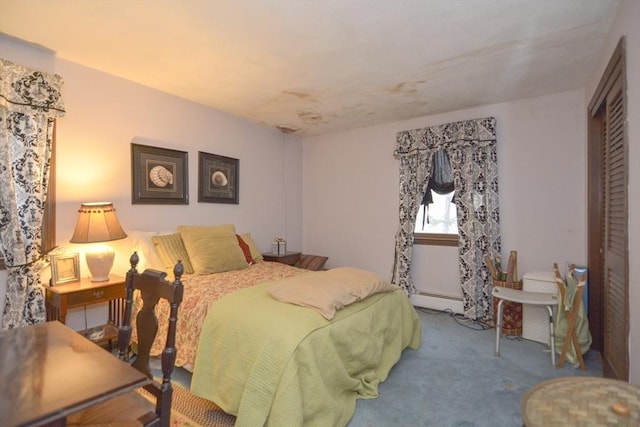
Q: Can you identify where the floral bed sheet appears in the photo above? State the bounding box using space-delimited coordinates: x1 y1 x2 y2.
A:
132 261 304 369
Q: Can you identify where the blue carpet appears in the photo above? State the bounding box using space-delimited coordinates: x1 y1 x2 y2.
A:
156 307 602 426
347 307 602 427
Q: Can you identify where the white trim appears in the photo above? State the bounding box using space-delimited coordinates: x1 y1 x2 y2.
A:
410 293 464 314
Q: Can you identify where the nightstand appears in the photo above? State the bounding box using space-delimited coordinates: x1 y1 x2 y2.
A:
262 251 302 266
45 275 126 347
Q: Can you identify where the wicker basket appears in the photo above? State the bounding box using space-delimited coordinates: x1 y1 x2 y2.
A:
492 278 523 336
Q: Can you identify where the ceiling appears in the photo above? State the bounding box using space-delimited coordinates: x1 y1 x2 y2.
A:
0 0 619 136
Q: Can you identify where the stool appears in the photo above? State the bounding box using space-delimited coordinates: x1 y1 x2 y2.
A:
492 287 559 367
521 377 640 426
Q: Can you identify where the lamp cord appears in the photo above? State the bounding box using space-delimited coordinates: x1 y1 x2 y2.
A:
281 132 288 241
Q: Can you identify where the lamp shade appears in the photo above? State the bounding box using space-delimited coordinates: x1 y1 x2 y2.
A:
70 202 127 282
70 202 127 243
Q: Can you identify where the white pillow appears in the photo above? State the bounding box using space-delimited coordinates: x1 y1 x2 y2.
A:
122 230 176 272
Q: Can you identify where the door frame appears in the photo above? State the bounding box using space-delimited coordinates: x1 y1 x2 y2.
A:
587 36 628 379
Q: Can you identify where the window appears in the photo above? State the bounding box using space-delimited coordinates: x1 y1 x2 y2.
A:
415 190 458 234
414 190 458 246
414 149 458 247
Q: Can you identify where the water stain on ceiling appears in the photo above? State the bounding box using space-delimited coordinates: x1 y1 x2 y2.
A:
0 0 620 136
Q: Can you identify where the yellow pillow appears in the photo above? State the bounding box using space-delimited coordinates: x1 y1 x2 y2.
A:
151 233 194 277
268 267 397 319
179 224 248 274
239 232 264 262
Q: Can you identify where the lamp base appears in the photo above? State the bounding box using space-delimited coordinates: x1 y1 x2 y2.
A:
85 246 115 282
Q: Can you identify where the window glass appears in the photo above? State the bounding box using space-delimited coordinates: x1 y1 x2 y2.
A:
415 190 458 234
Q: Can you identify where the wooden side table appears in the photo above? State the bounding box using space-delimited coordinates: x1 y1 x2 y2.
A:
262 251 301 266
521 376 640 426
45 274 126 346
0 321 149 427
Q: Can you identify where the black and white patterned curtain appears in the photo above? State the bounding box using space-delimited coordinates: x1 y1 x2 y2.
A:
0 58 65 329
392 117 500 321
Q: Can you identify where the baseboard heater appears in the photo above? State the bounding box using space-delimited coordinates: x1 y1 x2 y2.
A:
410 291 464 314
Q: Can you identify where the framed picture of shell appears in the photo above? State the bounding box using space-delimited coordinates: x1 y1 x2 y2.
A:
198 151 239 204
131 142 189 204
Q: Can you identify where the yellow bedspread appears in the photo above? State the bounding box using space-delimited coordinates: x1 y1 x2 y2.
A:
191 278 421 427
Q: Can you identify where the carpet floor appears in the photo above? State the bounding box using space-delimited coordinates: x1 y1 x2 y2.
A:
348 307 603 427
157 307 603 427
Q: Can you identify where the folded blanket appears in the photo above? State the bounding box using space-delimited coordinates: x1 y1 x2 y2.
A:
268 267 398 319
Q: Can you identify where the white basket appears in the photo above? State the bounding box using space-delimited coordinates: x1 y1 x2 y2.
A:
522 271 557 344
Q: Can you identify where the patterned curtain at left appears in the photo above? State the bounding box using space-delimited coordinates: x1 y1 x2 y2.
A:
0 58 65 329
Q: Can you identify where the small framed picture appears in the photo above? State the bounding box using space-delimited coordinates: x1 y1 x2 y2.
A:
131 142 189 204
198 151 239 204
50 253 81 285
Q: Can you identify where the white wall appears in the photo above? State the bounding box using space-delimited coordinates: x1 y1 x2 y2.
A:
303 89 587 311
585 0 639 384
0 35 303 327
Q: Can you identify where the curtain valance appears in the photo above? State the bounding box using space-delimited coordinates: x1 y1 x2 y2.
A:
0 58 65 116
394 116 496 157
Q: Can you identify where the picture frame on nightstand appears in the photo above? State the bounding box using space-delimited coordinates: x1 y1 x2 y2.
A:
50 253 81 285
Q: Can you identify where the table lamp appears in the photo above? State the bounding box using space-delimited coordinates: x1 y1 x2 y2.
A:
69 202 127 282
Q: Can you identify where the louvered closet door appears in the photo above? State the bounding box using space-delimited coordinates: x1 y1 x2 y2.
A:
602 75 629 381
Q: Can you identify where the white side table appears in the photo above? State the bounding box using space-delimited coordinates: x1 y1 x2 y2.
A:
492 286 559 367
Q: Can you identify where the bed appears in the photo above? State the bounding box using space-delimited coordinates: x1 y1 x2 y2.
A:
124 224 421 426
133 260 305 369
